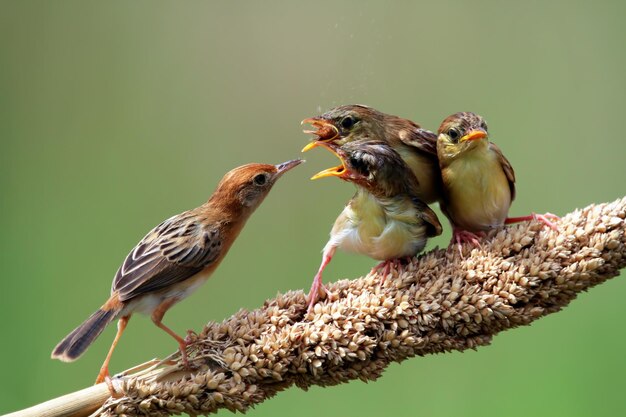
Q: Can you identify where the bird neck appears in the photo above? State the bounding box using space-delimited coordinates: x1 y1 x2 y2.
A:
204 189 252 225
439 138 489 165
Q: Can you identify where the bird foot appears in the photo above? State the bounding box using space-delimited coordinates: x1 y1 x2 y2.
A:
450 229 484 257
307 274 328 314
103 375 124 398
505 212 560 231
371 257 410 284
178 340 190 369
532 212 560 230
184 329 198 344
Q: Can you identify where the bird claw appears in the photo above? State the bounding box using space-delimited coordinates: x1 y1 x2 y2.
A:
506 212 560 231
533 212 559 230
450 230 483 257
103 375 124 398
371 260 392 284
184 329 198 344
307 275 328 314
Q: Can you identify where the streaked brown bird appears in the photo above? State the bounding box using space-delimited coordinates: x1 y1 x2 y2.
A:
301 105 442 204
437 112 557 252
307 141 442 312
51 159 303 384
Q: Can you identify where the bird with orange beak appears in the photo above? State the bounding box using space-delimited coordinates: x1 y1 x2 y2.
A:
302 105 442 204
306 141 442 313
437 112 558 252
51 159 303 385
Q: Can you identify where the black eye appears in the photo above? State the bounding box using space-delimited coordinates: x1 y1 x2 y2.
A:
340 116 356 130
253 174 268 186
349 155 370 175
480 121 488 131
448 128 461 142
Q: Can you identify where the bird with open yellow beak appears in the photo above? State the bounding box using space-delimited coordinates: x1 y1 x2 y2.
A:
302 105 442 204
306 141 442 313
437 112 558 253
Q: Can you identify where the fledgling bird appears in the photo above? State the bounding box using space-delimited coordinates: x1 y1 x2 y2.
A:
437 112 557 252
301 105 442 204
307 141 442 313
51 159 303 384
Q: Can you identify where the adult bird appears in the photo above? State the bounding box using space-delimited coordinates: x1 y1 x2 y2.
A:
302 105 442 204
51 159 303 384
307 141 441 313
437 112 557 252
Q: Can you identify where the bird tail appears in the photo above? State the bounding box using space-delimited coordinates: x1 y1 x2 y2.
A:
51 308 117 362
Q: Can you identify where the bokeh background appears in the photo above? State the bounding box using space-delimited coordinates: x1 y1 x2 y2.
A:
2 1 625 416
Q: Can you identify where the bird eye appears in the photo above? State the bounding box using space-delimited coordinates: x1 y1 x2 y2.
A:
480 121 488 131
340 116 357 130
253 173 268 186
448 128 460 142
349 155 369 175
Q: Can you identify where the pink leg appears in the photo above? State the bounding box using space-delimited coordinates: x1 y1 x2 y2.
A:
307 246 336 314
371 260 393 284
449 228 484 256
505 212 559 230
371 257 412 284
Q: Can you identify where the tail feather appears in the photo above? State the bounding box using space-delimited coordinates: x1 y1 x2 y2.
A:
51 309 117 362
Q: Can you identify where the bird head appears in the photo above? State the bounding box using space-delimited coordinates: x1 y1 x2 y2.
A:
437 112 489 161
310 141 417 198
301 105 387 152
211 159 304 212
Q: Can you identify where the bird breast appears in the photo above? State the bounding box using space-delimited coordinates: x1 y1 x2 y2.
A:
442 148 511 231
326 192 427 261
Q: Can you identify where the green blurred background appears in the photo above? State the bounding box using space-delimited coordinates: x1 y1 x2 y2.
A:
1 1 625 415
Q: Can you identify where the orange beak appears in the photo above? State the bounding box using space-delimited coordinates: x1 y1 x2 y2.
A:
301 117 340 152
460 129 487 142
310 142 347 180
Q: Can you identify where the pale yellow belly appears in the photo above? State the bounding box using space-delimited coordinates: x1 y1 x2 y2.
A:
443 155 511 232
328 197 426 260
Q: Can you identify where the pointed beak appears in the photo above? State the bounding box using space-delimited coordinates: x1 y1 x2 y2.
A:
460 129 487 142
301 117 340 152
275 159 305 177
310 143 347 180
301 141 320 152
310 165 346 180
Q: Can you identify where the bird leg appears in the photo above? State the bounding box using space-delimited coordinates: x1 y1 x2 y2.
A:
95 315 130 387
505 212 560 230
307 246 336 314
151 298 189 368
450 228 484 257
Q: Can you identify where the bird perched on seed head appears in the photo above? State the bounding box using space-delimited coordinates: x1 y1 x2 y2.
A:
306 141 442 312
302 105 442 204
437 112 557 252
51 159 303 384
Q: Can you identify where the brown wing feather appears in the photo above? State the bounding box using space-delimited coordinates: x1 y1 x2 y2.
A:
112 211 221 301
412 197 443 237
398 126 439 156
489 142 516 201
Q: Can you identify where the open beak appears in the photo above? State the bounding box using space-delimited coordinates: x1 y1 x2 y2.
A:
460 129 487 142
275 159 305 177
310 142 347 180
301 117 340 152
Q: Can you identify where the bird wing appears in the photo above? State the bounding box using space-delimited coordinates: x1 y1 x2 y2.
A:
112 211 222 301
398 126 439 156
489 142 516 201
412 197 443 238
